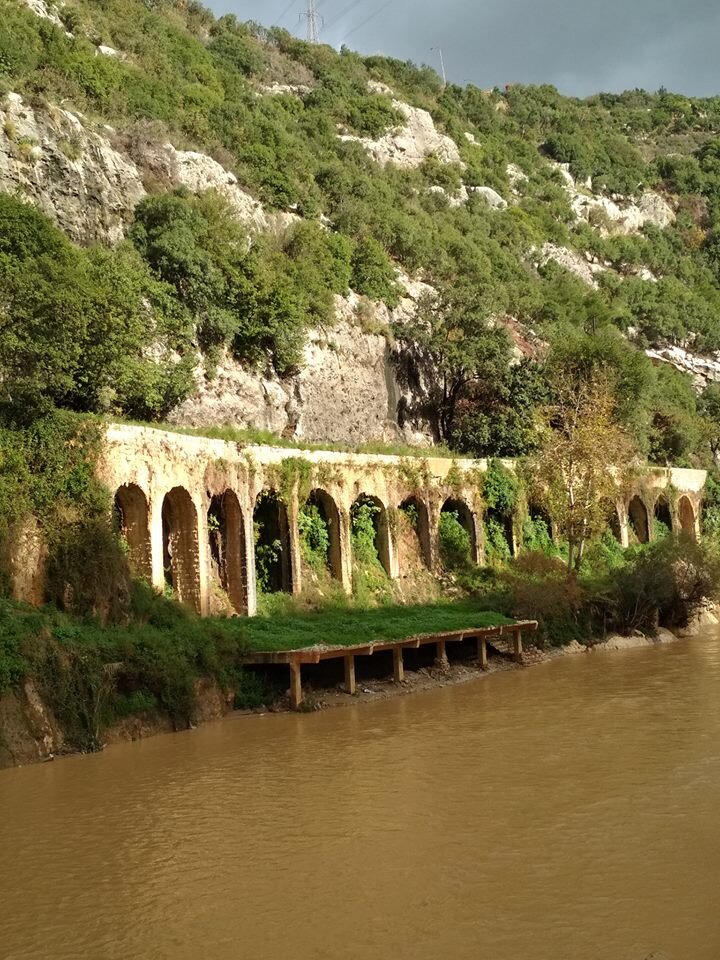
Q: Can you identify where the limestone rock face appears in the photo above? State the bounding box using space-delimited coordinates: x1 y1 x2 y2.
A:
537 243 606 288
552 162 675 236
340 99 463 169
169 293 436 447
22 0 65 29
162 144 272 232
645 344 720 390
472 186 508 209
0 93 145 243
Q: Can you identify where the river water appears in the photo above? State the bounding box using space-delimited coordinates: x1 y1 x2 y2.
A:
2 635 720 960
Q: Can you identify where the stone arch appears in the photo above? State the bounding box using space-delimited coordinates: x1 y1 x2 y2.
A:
302 489 343 582
602 497 623 544
628 495 650 545
654 495 672 538
114 483 151 581
254 490 293 594
161 487 201 612
398 496 432 570
440 498 478 565
350 493 391 576
679 496 697 540
207 490 248 614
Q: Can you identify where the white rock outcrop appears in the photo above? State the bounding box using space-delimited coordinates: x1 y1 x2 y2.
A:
339 99 463 169
472 186 507 209
427 183 507 210
645 344 720 390
506 163 528 190
536 243 606 288
0 93 145 243
169 279 438 445
260 83 311 97
22 0 65 29
161 145 272 231
552 162 675 236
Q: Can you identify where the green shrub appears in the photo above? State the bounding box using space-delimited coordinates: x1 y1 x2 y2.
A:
299 503 330 572
439 511 471 569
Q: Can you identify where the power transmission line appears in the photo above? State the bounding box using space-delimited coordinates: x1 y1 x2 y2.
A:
273 0 297 25
343 0 393 40
323 0 365 34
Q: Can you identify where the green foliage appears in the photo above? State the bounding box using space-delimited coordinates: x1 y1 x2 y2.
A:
484 516 512 565
483 459 518 515
298 502 330 572
350 237 400 306
438 511 471 569
522 515 554 554
1 0 720 462
350 496 382 568
0 195 194 421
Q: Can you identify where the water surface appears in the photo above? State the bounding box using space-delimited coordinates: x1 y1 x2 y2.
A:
2 635 720 959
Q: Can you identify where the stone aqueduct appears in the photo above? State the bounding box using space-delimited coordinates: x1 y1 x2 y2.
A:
101 424 708 618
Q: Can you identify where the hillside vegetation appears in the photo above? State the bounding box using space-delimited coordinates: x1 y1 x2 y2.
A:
4 0 720 462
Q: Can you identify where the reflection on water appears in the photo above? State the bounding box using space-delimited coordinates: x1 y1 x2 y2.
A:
3 635 720 960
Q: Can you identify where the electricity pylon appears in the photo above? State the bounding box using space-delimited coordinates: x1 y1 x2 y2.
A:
303 0 321 43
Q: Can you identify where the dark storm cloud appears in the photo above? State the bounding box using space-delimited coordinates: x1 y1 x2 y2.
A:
211 0 720 96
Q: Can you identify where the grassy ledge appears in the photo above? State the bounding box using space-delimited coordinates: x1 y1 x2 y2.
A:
237 602 512 652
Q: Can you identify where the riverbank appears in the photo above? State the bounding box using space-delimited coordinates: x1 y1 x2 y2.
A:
4 612 715 770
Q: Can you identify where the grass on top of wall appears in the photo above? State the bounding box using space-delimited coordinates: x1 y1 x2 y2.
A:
237 601 513 652
117 418 457 459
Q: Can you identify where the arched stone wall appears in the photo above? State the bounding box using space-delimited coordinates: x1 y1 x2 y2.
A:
441 497 480 564
207 490 248 614
96 425 708 618
114 483 151 581
254 490 293 594
398 496 432 571
161 486 201 612
654 495 672 539
304 489 344 583
351 493 392 576
678 496 697 540
628 496 650 545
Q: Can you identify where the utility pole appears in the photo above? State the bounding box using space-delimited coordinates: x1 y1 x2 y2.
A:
431 46 447 88
303 0 321 43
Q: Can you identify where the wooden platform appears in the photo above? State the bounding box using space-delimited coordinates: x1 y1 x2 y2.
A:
243 621 538 709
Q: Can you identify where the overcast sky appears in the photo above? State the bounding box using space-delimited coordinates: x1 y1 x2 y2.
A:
207 0 720 97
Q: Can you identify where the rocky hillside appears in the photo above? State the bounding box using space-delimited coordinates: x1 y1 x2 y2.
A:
4 0 720 462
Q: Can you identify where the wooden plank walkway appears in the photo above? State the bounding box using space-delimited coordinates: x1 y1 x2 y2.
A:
243 620 538 709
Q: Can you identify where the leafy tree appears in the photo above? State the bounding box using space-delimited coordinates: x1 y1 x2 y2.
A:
530 372 634 572
394 283 511 441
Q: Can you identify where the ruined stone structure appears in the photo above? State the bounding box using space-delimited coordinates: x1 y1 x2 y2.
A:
98 424 707 618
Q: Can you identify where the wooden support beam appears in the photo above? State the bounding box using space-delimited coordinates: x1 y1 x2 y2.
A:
289 660 302 710
435 639 448 667
393 646 404 683
477 636 488 670
344 654 356 695
512 628 523 664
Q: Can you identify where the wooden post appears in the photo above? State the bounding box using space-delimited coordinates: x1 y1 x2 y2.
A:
289 660 302 710
393 646 405 683
512 628 523 664
477 636 488 670
344 654 356 695
435 639 448 668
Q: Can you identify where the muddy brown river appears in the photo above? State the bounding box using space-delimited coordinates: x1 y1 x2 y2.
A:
2 634 720 960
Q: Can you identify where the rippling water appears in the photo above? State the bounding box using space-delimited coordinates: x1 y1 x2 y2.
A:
3 635 720 959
